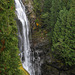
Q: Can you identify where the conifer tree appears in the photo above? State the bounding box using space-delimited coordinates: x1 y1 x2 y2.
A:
52 6 75 66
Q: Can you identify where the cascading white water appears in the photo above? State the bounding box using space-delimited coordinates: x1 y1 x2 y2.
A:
15 0 43 75
14 0 35 75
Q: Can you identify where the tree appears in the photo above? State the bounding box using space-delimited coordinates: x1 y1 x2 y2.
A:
52 7 75 66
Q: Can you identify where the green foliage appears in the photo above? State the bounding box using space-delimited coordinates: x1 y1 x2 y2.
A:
33 0 75 67
33 0 42 16
0 0 22 74
52 7 75 66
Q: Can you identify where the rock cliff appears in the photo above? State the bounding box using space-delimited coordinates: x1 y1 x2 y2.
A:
21 0 75 75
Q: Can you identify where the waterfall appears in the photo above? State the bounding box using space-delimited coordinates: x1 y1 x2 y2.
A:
14 0 35 74
15 0 42 75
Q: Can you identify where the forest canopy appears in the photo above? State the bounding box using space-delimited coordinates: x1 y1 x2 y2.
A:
33 0 75 67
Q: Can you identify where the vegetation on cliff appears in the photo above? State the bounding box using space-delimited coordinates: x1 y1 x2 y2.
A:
0 0 26 74
33 0 75 69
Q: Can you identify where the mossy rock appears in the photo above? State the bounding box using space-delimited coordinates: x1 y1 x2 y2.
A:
19 62 30 75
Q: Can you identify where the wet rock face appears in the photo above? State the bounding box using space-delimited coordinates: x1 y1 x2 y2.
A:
22 0 36 18
21 0 36 37
21 1 52 74
33 50 43 75
30 44 44 75
30 40 51 75
16 19 23 52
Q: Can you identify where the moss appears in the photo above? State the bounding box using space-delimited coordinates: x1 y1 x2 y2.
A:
19 62 30 75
